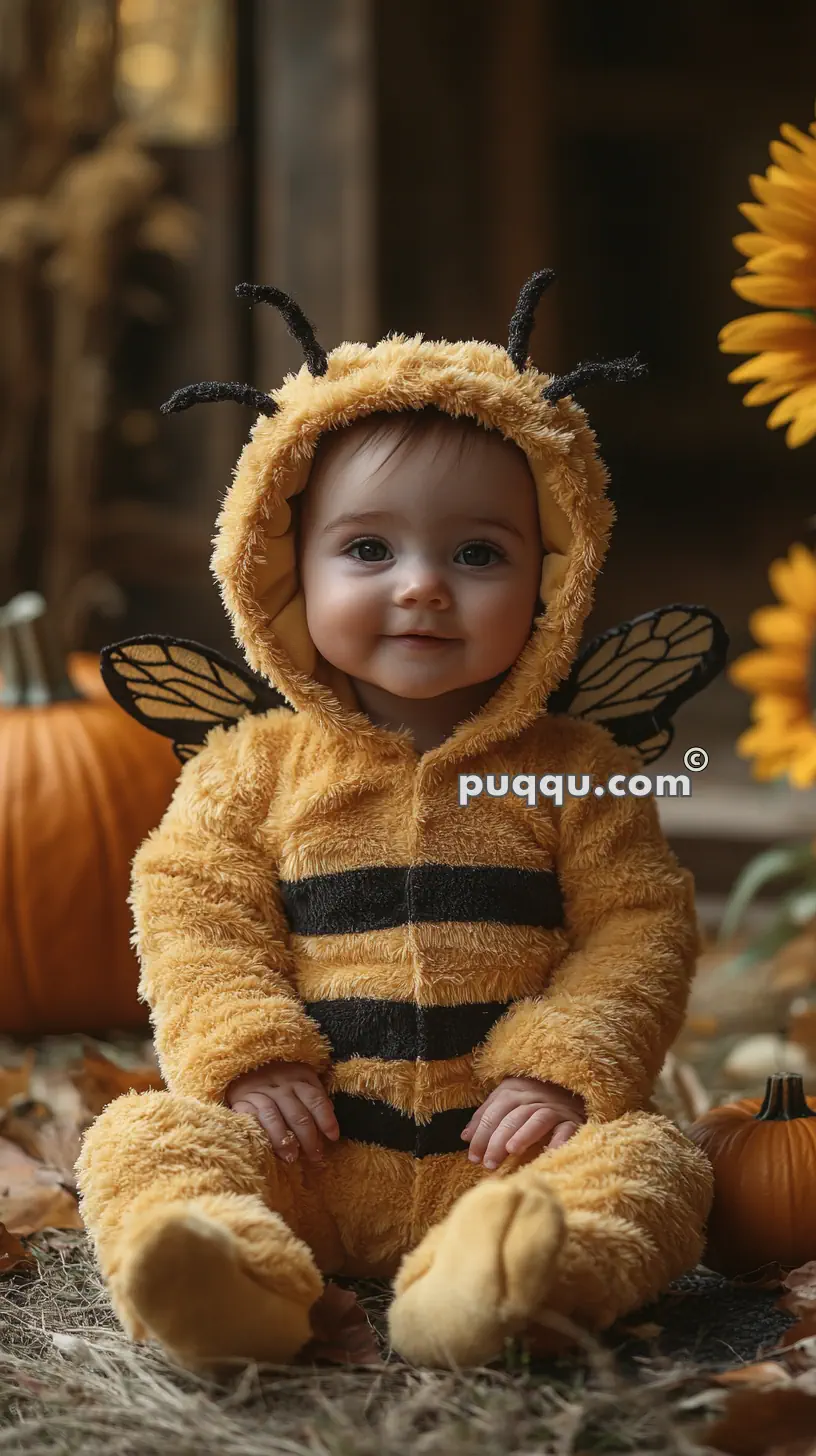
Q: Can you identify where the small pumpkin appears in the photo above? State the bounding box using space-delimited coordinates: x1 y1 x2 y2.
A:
687 1071 816 1276
0 592 180 1036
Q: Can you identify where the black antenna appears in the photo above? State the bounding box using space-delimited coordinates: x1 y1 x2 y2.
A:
235 283 329 377
159 381 279 417
542 353 648 403
507 269 557 371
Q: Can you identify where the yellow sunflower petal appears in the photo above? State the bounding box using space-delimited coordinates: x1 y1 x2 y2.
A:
743 378 806 406
737 722 796 755
789 738 816 787
780 121 816 160
727 351 814 384
786 408 816 448
747 241 811 268
769 543 816 613
751 170 816 219
751 692 807 725
739 201 816 247
732 273 816 309
733 231 784 258
728 647 809 693
767 382 816 426
719 311 816 354
749 604 816 646
769 141 816 185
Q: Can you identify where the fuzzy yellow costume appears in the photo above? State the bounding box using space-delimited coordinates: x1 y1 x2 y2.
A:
75 274 720 1372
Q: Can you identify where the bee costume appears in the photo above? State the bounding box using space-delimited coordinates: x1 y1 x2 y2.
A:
75 271 728 1370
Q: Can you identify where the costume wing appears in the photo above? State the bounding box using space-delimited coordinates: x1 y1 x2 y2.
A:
100 635 292 762
545 604 729 765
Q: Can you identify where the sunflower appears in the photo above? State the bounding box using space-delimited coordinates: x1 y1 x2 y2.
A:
730 541 816 786
719 105 816 448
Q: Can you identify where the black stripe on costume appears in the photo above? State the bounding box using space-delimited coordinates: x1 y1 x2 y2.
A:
331 1092 478 1157
303 997 513 1062
279 863 564 935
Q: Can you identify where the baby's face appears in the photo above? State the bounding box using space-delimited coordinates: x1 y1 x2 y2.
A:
297 414 544 701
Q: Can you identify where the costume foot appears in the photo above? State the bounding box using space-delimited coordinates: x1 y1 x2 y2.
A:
120 1208 317 1371
388 1173 565 1368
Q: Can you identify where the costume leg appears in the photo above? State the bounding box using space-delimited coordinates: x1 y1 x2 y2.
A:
387 1112 713 1368
75 1089 334 1371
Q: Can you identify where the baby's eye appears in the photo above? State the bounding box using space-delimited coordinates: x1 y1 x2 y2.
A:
456 542 504 567
346 538 390 561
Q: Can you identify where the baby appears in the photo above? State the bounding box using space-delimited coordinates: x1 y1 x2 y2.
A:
223 407 587 1170
75 290 713 1373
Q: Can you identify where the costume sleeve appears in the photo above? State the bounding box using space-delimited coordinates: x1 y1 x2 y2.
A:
470 722 700 1122
130 719 332 1103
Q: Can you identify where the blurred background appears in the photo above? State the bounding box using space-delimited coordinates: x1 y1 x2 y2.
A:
4 0 816 920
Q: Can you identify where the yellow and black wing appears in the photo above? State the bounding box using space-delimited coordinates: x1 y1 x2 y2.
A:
545 605 729 765
100 635 292 762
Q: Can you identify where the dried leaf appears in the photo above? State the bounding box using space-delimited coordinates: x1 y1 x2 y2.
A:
0 1184 83 1237
0 1101 56 1160
712 1361 793 1387
703 1387 816 1455
780 1264 816 1317
732 1263 788 1292
620 1321 664 1340
298 1283 383 1366
70 1050 163 1118
0 1050 35 1109
0 1222 36 1276
0 1135 83 1235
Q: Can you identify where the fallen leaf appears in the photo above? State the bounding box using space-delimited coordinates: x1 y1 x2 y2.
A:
620 1321 664 1340
70 1050 163 1118
0 1183 83 1237
0 1135 83 1235
712 1361 792 1388
0 1050 35 1109
298 1283 383 1366
0 1222 36 1276
702 1387 816 1455
781 1263 816 1316
0 1089 86 1194
0 1100 56 1160
732 1263 788 1292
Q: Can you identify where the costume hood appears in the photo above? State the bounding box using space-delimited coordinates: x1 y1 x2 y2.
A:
204 278 629 767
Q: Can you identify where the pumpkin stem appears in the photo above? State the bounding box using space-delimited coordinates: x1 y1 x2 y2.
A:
755 1072 816 1121
0 593 82 706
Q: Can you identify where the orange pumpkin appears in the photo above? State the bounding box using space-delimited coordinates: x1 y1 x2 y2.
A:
0 592 180 1035
687 1071 816 1276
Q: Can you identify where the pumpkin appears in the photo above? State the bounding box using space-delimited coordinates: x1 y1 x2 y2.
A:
0 592 180 1036
687 1071 816 1276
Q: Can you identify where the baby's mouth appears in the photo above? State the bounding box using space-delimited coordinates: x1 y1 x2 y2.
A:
388 634 456 647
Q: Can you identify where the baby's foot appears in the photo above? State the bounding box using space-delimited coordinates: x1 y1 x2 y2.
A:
120 1206 317 1372
387 1173 565 1368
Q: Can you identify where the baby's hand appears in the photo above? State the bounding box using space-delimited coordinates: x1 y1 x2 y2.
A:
461 1076 586 1170
224 1060 340 1165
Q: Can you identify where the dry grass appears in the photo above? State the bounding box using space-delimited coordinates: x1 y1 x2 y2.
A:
0 1230 721 1456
